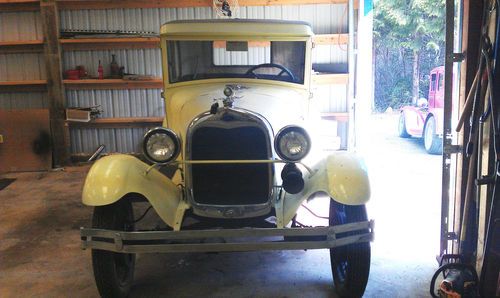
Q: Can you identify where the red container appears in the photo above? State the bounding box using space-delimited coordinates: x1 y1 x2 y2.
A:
65 69 80 80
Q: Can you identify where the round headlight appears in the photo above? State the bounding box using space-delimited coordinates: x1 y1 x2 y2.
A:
142 127 181 164
274 126 311 161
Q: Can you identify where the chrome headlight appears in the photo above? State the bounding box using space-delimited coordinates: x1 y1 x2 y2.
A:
274 126 311 161
142 127 181 164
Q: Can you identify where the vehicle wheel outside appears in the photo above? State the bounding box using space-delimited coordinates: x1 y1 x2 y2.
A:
329 199 371 298
423 116 443 154
92 199 135 298
398 113 411 138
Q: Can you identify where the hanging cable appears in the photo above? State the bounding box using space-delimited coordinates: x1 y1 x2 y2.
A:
300 203 330 220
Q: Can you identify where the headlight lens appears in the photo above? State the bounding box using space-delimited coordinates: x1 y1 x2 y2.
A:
274 126 311 161
142 127 181 164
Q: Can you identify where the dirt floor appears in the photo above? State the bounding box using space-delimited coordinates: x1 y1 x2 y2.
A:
0 113 442 297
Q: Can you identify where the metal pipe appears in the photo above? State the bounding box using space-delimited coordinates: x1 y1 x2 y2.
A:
348 0 356 149
440 0 455 256
87 145 105 162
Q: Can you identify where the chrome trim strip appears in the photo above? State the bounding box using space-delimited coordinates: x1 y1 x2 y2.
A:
81 220 374 253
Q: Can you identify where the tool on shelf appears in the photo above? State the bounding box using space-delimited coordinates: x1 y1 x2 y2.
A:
60 29 158 39
64 65 89 80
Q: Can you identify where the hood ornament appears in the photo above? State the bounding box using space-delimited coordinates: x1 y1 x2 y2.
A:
210 85 246 114
222 86 235 108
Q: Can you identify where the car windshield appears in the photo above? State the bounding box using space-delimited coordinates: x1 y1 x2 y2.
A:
166 40 306 84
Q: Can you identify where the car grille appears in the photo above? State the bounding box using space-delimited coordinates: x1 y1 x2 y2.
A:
190 122 272 206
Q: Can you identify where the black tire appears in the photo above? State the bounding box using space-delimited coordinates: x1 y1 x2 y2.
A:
423 116 443 155
329 200 371 298
398 113 411 138
92 199 135 298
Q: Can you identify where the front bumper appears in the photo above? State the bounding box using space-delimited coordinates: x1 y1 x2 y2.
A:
81 220 374 253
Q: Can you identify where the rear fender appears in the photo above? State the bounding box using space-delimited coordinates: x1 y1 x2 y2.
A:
82 154 187 230
281 152 370 226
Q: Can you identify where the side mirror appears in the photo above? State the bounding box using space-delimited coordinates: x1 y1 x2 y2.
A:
417 98 428 108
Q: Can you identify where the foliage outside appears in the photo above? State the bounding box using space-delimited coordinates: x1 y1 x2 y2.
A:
373 0 445 112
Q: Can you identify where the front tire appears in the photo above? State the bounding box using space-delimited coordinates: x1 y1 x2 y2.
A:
423 116 442 154
92 199 135 298
329 200 371 298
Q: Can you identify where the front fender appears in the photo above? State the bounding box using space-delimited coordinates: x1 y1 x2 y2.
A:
282 152 370 225
82 154 185 229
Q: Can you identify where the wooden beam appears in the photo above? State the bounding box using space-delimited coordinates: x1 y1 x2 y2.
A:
60 37 160 51
57 0 349 10
320 112 349 122
41 0 69 167
313 34 349 45
312 73 348 85
0 0 40 11
0 80 47 92
0 40 44 53
68 117 163 128
213 40 271 48
63 79 163 90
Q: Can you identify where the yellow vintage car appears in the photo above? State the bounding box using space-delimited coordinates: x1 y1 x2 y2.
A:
80 19 373 298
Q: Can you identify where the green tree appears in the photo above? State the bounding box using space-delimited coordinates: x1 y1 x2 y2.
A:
373 0 445 111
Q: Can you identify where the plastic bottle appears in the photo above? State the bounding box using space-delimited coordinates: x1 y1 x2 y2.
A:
98 60 104 79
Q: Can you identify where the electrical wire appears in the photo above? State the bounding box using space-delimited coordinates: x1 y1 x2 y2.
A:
300 203 329 220
132 206 153 223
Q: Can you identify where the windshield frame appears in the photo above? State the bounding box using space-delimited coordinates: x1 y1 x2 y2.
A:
161 36 312 89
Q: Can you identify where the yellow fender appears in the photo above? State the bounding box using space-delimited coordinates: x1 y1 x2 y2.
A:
82 154 187 230
282 152 370 226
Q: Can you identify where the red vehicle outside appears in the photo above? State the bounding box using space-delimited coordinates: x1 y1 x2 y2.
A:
398 66 444 154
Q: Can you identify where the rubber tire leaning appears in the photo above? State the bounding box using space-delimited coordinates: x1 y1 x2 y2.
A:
329 199 371 298
423 116 443 155
92 199 135 298
398 113 411 138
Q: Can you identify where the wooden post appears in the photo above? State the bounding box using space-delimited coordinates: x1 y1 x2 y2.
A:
40 0 69 166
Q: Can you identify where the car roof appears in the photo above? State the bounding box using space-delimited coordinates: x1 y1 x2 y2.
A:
160 19 314 39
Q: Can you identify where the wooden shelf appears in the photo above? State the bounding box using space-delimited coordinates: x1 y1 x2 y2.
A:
313 34 348 46
63 79 163 90
320 112 349 122
312 73 348 85
0 40 44 53
68 117 163 128
0 0 39 11
56 0 351 10
60 37 160 50
58 35 346 50
0 80 47 92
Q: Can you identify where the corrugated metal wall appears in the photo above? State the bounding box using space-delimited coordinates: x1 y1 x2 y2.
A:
0 12 47 109
1 4 348 155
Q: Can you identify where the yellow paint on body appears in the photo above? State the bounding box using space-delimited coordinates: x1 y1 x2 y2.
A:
82 155 186 230
282 152 370 226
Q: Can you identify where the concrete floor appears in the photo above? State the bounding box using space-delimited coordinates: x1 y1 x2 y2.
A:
0 113 442 297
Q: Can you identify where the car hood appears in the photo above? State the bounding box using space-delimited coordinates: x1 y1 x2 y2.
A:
165 82 310 138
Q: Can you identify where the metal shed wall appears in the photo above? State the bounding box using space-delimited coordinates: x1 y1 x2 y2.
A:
0 12 47 109
1 5 348 155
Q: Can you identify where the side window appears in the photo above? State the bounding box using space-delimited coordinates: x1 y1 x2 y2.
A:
438 73 444 91
430 74 437 91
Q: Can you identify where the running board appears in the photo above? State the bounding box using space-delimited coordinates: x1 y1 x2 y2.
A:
80 220 374 253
